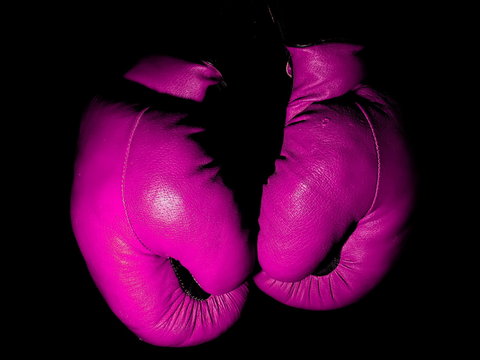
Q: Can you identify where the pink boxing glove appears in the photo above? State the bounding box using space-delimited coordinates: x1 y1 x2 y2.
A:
71 56 253 347
254 43 415 310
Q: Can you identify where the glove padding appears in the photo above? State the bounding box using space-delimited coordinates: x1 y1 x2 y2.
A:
254 43 415 310
71 56 253 346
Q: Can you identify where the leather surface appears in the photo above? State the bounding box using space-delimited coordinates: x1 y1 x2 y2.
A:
254 43 415 310
71 56 252 347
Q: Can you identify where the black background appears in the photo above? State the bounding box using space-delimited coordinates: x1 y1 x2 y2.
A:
19 0 466 356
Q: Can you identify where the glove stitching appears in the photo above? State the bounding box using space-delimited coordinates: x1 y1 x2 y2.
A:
121 107 156 254
356 102 381 216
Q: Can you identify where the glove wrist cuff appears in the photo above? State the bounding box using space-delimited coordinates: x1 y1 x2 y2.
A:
286 43 364 121
124 56 223 102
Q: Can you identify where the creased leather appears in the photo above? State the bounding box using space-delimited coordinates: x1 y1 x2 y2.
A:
254 43 415 310
71 56 252 347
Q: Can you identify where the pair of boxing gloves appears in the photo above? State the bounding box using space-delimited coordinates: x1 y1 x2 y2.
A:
70 42 415 347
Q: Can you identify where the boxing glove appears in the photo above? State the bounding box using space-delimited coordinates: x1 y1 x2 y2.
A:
254 43 415 310
71 56 253 346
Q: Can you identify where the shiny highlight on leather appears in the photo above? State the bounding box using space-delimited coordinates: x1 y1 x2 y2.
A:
254 43 415 310
71 56 252 347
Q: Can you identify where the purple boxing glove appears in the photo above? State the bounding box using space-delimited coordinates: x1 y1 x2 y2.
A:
254 43 415 310
71 56 253 346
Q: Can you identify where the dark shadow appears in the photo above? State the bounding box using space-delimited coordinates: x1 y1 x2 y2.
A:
313 222 358 276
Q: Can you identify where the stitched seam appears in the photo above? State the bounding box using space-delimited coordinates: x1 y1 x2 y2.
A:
356 102 381 216
121 107 155 253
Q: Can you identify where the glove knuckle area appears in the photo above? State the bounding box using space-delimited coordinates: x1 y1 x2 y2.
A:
258 105 379 284
72 64 252 345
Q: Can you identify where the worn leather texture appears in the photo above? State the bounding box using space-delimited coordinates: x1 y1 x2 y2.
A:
70 56 253 347
254 43 415 310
